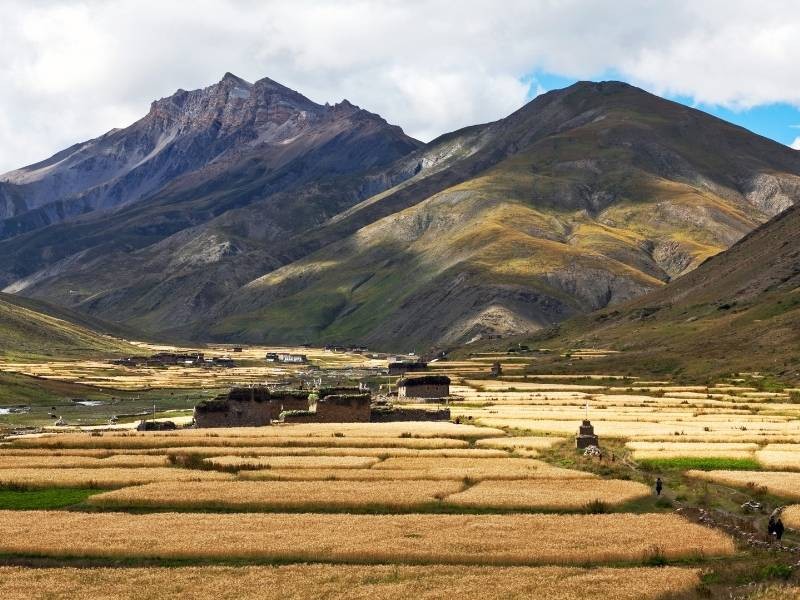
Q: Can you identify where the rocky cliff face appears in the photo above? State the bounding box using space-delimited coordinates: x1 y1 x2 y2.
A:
0 73 420 239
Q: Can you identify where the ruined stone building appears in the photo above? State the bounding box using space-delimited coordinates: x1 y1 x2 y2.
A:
397 375 450 399
194 384 451 428
388 361 428 375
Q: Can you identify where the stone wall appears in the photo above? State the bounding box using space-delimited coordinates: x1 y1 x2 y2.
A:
283 394 371 423
370 407 451 422
397 375 451 399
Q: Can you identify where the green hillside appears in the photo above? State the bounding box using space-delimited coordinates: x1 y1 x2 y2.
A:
0 293 139 359
476 204 800 382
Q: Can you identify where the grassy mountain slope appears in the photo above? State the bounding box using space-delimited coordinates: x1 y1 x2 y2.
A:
200 82 800 350
4 81 800 352
487 204 800 381
0 293 138 359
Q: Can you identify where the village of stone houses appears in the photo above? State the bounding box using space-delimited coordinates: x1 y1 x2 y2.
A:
0 336 798 599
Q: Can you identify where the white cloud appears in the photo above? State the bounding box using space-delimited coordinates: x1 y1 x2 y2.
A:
791 137 800 150
2 0 800 172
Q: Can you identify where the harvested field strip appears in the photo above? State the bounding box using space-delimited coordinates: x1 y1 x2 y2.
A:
632 450 756 460
0 455 169 469
206 456 380 469
11 436 471 450
239 469 466 481
0 511 734 565
784 506 800 530
0 468 233 489
446 479 651 510
373 457 546 471
161 447 508 459
476 437 565 452
88 480 464 511
762 444 800 452
66 422 500 438
756 451 800 470
625 442 760 452
0 565 702 600
370 457 593 479
686 470 800 500
0 447 505 458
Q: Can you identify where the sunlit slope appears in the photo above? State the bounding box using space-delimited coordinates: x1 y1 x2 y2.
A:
511 204 800 379
205 83 795 350
0 293 138 359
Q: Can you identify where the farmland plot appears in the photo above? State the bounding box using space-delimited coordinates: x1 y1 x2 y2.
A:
88 480 464 511
0 511 734 565
686 470 800 500
446 479 651 510
0 565 702 600
0 468 233 488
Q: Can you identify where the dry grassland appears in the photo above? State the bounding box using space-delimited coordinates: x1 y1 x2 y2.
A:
0 511 734 565
686 470 800 500
0 467 233 488
0 565 702 600
446 479 651 510
205 455 381 469
88 480 464 511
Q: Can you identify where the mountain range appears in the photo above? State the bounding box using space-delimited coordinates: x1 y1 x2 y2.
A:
1 74 799 351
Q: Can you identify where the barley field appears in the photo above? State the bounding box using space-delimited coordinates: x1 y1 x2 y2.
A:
205 455 381 469
88 480 464 511
11 434 472 450
756 450 800 470
0 511 734 565
238 468 462 481
686 470 800 500
0 467 233 488
446 479 651 510
0 565 702 600
0 455 169 469
784 506 800 530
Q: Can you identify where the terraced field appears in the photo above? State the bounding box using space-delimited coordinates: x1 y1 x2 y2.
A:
2 351 800 597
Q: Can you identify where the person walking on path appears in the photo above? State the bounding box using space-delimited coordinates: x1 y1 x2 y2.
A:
655 477 663 497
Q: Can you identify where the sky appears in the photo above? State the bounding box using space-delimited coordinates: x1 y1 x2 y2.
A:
1 0 800 174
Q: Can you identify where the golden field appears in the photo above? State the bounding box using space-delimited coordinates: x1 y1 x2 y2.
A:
755 450 800 470
371 457 594 480
0 455 168 469
12 434 472 449
238 468 468 481
0 511 734 565
446 479 651 510
0 467 233 488
782 505 800 530
686 470 800 500
0 565 702 600
0 446 507 458
88 480 464 510
205 455 381 469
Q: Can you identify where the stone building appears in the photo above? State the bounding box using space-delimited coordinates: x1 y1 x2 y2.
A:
576 419 599 449
388 361 427 375
194 387 309 428
397 375 450 399
282 393 371 423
